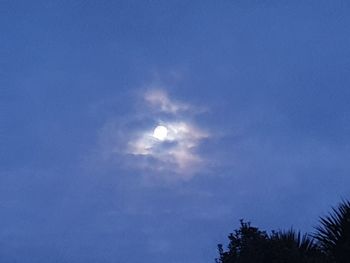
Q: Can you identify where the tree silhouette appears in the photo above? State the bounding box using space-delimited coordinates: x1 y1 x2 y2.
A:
313 200 350 263
216 220 268 263
215 201 350 262
216 220 326 263
267 230 327 263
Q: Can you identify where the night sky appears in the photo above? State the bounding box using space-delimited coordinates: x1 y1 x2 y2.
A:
2 1 350 262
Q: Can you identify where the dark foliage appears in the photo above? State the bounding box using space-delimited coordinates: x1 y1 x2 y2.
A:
313 200 350 263
217 220 268 263
216 221 326 263
216 200 350 263
267 230 327 263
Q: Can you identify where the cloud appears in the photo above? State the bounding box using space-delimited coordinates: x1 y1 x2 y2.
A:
128 121 209 175
144 89 190 114
129 89 210 178
98 88 210 180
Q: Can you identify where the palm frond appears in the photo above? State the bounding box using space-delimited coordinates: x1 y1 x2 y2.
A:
313 199 350 262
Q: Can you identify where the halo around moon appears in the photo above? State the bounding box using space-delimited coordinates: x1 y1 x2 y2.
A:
153 125 168 141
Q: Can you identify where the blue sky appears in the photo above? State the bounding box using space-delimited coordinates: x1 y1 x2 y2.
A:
1 1 350 262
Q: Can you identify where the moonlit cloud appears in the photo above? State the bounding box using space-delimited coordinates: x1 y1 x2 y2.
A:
109 89 210 179
96 88 210 180
128 121 208 174
144 89 190 114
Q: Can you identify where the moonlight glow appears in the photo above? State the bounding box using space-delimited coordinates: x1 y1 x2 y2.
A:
125 90 209 176
153 125 168 141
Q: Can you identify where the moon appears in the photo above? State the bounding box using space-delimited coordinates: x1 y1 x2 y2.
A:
153 125 168 141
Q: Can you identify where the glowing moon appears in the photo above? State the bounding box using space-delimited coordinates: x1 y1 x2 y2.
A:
153 125 168 141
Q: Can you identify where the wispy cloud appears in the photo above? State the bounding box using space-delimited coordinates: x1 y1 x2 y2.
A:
98 88 210 180
144 89 190 114
130 89 209 178
128 121 208 174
